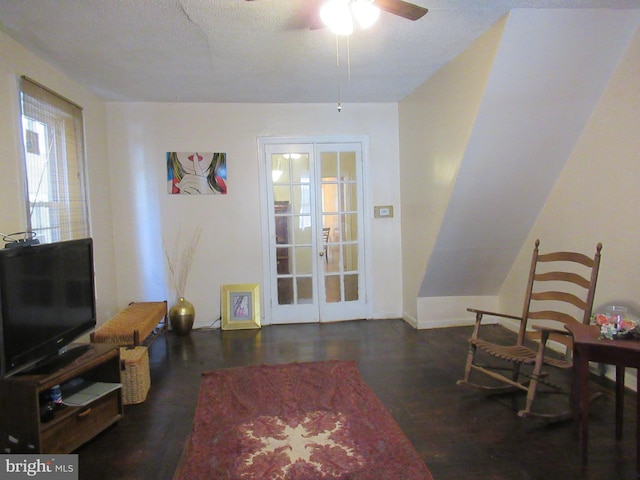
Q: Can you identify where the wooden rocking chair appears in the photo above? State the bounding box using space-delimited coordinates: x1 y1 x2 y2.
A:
457 239 603 420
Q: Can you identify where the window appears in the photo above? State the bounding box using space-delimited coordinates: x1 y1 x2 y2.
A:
19 77 90 244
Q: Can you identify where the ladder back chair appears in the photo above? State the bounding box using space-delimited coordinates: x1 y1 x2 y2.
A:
457 239 603 420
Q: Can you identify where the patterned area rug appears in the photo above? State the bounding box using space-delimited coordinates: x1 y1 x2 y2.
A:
174 361 433 480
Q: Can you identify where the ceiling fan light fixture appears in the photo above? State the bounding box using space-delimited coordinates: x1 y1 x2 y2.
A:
351 0 380 29
320 0 354 36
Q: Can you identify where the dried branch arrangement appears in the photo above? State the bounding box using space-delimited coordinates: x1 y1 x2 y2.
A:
164 225 202 299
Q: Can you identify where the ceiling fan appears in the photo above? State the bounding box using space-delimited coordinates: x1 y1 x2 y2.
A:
245 0 428 33
367 0 428 21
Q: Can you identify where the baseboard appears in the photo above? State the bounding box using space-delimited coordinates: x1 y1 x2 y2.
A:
414 295 499 330
402 313 418 328
416 317 482 329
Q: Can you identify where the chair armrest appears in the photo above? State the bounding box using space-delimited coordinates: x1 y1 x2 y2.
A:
467 308 522 322
530 325 573 352
530 324 571 336
466 308 523 340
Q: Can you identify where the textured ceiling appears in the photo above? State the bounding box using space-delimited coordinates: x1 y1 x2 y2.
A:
1 0 639 103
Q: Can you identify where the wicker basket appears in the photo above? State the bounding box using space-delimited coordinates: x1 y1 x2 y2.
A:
120 346 150 405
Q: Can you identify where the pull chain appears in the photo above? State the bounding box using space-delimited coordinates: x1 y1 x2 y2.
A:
334 34 351 112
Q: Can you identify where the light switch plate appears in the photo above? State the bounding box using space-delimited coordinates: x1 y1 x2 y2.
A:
374 205 394 218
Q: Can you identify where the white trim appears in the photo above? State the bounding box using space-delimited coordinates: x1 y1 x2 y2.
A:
361 138 374 320
416 295 499 329
257 137 276 325
258 135 371 324
402 313 419 329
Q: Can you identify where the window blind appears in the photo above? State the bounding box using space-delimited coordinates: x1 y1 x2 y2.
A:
19 77 90 243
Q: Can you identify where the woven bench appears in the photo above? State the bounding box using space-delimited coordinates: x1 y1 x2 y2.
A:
91 301 168 347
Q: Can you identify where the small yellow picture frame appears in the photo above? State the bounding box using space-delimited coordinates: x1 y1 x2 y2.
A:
221 284 261 330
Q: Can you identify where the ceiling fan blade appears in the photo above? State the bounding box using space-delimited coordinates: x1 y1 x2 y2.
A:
373 0 428 21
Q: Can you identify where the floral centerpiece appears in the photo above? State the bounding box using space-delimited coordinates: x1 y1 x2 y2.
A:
592 306 640 340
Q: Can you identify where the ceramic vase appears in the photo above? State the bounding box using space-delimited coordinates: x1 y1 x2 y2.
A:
169 297 195 335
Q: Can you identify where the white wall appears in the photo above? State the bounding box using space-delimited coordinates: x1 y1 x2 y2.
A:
399 14 640 329
106 102 403 327
0 30 118 323
500 26 640 320
498 26 640 388
398 16 507 325
420 10 639 308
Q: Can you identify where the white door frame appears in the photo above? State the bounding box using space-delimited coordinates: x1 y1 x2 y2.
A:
258 135 372 325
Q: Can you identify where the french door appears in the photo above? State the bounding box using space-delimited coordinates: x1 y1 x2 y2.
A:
261 139 367 324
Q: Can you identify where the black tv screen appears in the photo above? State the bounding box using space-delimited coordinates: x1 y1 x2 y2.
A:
0 238 96 377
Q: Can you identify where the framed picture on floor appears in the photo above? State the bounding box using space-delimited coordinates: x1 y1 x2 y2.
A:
221 284 261 330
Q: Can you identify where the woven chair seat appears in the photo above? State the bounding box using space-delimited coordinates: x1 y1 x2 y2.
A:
472 338 571 369
472 338 537 364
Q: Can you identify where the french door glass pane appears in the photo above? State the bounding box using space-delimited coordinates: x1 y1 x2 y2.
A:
321 153 337 178
273 186 290 206
278 278 293 305
321 184 339 211
272 156 290 183
291 186 309 214
292 155 310 182
276 247 290 274
343 183 358 211
271 152 313 306
293 219 311 243
342 244 358 272
326 245 340 273
340 153 356 181
297 277 313 304
295 246 312 275
325 275 340 303
342 213 358 241
344 274 359 301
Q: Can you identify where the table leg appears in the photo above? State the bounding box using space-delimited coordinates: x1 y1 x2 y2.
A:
577 349 590 465
616 365 625 440
571 350 579 439
636 373 640 477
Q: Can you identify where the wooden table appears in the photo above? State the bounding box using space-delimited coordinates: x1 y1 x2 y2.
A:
566 322 640 475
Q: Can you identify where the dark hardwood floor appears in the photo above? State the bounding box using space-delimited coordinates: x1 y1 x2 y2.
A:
77 320 638 479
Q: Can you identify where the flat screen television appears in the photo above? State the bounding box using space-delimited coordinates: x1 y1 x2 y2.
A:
0 238 97 377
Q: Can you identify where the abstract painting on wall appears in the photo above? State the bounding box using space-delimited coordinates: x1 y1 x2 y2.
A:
167 152 227 195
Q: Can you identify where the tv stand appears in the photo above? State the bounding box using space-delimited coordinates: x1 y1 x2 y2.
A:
24 344 92 376
0 343 123 453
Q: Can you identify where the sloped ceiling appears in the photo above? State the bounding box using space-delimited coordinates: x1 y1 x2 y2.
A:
420 9 640 297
